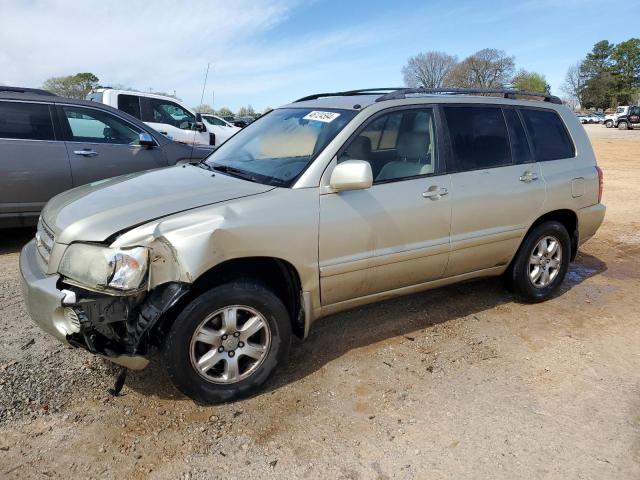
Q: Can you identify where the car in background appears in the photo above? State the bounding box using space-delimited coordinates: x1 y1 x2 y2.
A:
0 86 212 227
199 113 240 145
87 88 216 146
605 106 631 128
615 106 640 130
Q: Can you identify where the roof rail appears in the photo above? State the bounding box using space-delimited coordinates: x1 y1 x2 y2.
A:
0 86 57 97
375 87 562 104
294 88 403 103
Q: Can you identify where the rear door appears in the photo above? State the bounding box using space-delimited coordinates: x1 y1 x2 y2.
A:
442 105 546 277
57 104 168 186
0 100 72 221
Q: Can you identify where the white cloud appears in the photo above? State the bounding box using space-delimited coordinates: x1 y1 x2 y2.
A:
0 1 297 105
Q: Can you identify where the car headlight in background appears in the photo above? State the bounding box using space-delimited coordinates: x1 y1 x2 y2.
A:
58 243 148 293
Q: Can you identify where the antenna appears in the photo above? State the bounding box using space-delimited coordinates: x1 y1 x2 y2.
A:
190 63 210 161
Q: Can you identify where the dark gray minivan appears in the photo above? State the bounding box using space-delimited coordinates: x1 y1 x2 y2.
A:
0 87 213 228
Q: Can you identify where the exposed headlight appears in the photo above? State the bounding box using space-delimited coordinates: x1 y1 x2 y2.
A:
58 243 148 293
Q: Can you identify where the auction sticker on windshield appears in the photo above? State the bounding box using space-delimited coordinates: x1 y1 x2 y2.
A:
303 111 341 123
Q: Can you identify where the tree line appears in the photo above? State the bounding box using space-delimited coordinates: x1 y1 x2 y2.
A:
562 39 640 110
402 48 550 94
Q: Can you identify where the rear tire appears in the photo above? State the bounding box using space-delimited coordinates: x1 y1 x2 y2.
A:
162 281 291 403
618 121 629 130
506 221 571 303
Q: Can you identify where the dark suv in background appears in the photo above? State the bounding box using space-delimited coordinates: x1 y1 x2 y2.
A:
0 86 213 228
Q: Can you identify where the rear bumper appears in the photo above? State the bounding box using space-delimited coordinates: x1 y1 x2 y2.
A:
577 203 606 246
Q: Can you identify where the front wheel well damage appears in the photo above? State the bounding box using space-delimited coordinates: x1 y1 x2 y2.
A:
150 257 304 346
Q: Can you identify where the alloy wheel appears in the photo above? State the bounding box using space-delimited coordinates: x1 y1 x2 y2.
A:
189 305 271 384
528 236 562 288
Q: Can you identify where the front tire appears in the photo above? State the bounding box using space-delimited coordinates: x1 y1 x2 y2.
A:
162 281 291 403
605 120 613 128
507 221 571 303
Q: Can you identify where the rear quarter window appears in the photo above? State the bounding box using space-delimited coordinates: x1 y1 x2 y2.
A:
520 108 574 161
0 101 55 140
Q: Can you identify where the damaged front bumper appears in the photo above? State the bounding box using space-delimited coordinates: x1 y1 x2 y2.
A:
19 240 188 370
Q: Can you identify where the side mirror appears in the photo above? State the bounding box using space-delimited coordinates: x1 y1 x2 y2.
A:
329 160 373 192
138 132 155 148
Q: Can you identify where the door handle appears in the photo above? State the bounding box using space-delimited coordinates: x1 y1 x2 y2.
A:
422 186 448 200
519 171 538 183
73 149 99 157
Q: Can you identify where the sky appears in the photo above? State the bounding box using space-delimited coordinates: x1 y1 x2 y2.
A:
1 0 638 112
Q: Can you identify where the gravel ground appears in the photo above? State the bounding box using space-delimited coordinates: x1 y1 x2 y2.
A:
0 124 639 479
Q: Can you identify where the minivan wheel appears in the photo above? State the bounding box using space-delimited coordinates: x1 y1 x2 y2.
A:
162 281 291 403
618 121 629 130
507 221 571 303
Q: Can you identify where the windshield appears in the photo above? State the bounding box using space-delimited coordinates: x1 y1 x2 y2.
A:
204 108 357 187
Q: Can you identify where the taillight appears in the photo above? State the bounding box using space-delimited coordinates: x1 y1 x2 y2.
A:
596 166 603 203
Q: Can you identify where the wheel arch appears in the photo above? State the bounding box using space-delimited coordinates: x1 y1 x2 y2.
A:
151 256 305 345
512 209 579 268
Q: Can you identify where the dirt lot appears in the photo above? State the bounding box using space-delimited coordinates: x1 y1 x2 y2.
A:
1 124 639 479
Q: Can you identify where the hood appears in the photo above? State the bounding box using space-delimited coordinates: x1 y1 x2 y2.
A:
42 165 274 244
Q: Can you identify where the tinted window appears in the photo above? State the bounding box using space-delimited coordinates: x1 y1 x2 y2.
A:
144 98 195 129
0 101 55 140
503 109 533 164
62 106 141 144
117 94 141 119
444 106 511 171
339 108 437 182
520 108 574 161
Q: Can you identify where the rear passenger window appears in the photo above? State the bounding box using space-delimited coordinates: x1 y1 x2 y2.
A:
0 102 55 140
503 109 533 164
118 94 142 119
520 108 574 161
444 106 511 172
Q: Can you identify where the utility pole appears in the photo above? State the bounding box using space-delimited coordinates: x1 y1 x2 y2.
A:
212 90 215 111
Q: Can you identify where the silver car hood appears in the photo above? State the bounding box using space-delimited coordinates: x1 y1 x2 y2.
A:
42 165 274 244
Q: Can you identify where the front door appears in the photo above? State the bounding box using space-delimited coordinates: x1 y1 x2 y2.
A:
319 106 451 306
58 104 168 187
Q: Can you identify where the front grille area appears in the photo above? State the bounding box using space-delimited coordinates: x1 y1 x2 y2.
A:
35 218 55 265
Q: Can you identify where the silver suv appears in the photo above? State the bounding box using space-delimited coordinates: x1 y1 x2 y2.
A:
20 88 606 403
0 86 212 228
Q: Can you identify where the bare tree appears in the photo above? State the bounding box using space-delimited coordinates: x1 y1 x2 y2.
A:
561 62 585 107
193 104 215 114
448 48 515 89
402 51 458 88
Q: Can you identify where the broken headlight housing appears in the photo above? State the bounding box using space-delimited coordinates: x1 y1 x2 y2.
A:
58 243 149 293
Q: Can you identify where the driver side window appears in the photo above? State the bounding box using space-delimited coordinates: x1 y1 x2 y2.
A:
145 98 195 130
338 108 437 183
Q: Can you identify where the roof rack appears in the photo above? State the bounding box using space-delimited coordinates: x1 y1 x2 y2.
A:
0 86 57 96
375 87 562 104
294 87 562 105
294 88 402 103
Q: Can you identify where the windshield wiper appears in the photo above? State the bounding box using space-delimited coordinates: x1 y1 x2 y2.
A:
211 164 261 183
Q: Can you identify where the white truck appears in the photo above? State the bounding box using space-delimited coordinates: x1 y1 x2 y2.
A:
604 106 630 128
87 89 220 146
